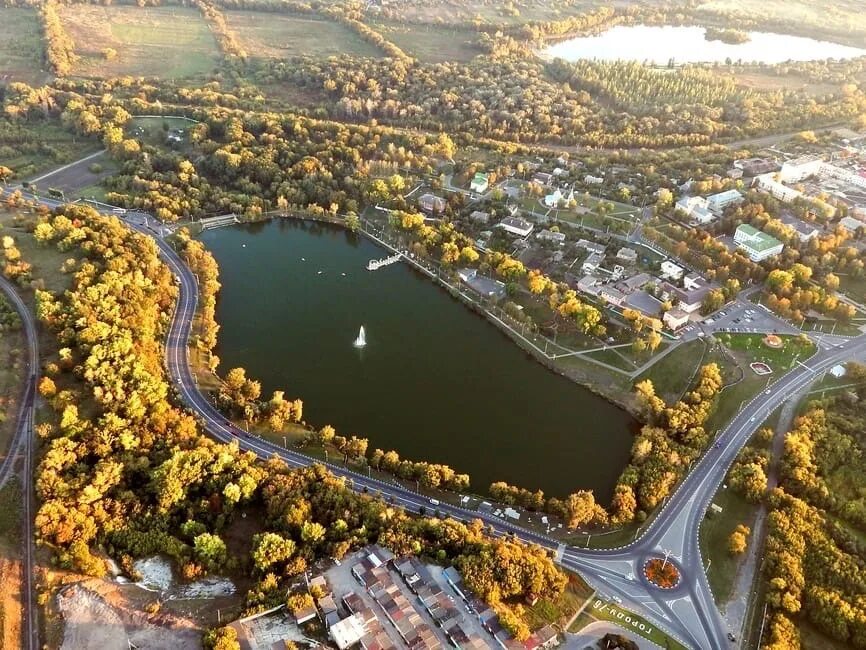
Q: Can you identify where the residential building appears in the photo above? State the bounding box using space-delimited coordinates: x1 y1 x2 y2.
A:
531 172 553 187
727 168 744 180
581 252 604 275
616 247 638 264
683 272 703 291
536 229 566 244
664 308 690 331
470 172 489 193
662 281 710 313
735 157 780 177
498 217 534 237
734 224 784 261
676 195 714 223
753 174 803 203
577 276 601 296
576 239 606 255
624 291 663 318
599 286 625 306
616 272 652 294
779 155 824 183
470 210 490 224
660 260 685 281
706 189 743 215
822 164 866 190
329 613 368 650
418 193 446 213
839 216 865 234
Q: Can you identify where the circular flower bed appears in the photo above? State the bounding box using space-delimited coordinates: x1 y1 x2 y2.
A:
643 557 681 589
763 334 783 349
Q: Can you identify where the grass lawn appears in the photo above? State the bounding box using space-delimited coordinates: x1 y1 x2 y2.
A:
227 12 382 59
700 486 758 603
522 571 595 630
720 332 814 370
579 597 689 650
839 273 866 303
60 5 220 79
638 339 707 402
0 123 100 181
0 8 46 85
0 480 22 549
583 347 640 372
372 22 481 62
799 620 849 650
0 310 25 468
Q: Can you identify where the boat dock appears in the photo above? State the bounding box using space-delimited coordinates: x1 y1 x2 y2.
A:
367 253 402 271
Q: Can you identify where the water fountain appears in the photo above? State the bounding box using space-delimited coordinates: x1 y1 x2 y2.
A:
353 326 367 348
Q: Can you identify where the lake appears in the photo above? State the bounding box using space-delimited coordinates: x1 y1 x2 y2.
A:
200 219 636 500
543 25 866 65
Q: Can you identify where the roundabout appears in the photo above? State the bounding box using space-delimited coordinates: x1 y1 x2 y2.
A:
642 555 682 590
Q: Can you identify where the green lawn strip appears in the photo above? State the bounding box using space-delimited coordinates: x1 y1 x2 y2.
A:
637 339 706 402
371 21 480 62
699 487 758 603
0 478 22 548
582 597 689 650
0 7 45 84
582 347 639 371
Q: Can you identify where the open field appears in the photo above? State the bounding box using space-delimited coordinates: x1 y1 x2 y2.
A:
696 0 866 46
226 12 382 59
380 0 601 26
638 339 707 402
700 486 757 603
26 151 118 200
59 5 220 79
373 22 481 62
0 8 46 85
0 123 100 181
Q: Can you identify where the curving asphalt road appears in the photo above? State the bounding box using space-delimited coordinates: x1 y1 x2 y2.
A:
10 189 866 649
0 275 40 650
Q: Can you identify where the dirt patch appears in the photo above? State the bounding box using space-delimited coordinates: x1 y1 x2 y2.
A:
57 579 202 650
0 556 23 649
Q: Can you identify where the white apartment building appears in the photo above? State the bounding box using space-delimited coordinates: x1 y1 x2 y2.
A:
706 190 744 215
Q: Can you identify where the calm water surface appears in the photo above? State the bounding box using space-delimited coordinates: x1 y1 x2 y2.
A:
201 220 636 499
544 25 866 65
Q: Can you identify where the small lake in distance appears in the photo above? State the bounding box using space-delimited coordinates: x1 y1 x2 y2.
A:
543 25 866 65
200 219 636 500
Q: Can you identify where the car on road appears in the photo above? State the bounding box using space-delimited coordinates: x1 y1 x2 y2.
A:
429 498 440 506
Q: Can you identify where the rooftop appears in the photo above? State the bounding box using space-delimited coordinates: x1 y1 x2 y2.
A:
736 224 783 252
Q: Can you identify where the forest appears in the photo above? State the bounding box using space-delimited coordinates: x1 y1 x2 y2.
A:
761 368 866 648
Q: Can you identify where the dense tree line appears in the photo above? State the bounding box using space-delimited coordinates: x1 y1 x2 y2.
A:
612 364 724 523
762 376 866 648
193 0 248 60
38 0 77 76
